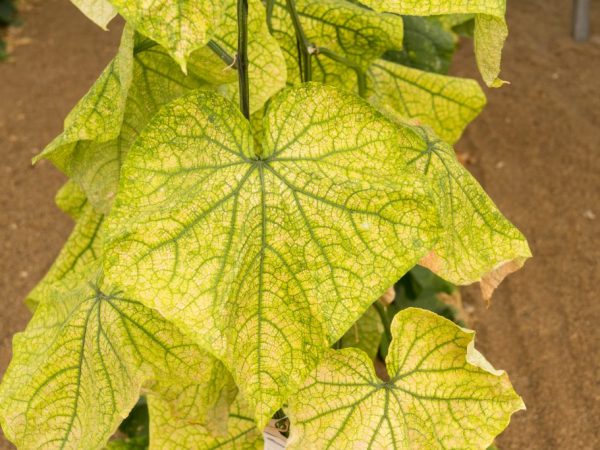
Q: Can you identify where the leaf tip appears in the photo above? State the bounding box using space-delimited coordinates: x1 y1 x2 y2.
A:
480 257 529 304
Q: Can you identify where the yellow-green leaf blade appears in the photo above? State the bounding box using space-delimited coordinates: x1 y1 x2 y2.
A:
368 59 486 144
108 0 223 71
26 193 104 310
71 0 117 29
286 308 524 449
359 0 508 86
104 84 439 426
0 265 232 450
404 127 531 298
148 393 261 449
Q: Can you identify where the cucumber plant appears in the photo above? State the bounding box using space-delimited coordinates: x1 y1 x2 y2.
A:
0 0 531 448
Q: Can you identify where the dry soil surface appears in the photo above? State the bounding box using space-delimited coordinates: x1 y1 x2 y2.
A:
0 0 599 448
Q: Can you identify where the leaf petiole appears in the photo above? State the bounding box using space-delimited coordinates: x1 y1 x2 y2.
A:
316 47 367 98
237 0 250 118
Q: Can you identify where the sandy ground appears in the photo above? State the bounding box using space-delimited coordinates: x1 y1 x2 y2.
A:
0 0 598 448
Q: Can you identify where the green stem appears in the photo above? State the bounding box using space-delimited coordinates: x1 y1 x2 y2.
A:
237 0 250 118
317 47 367 98
373 302 392 344
266 0 275 32
208 40 236 68
285 0 313 82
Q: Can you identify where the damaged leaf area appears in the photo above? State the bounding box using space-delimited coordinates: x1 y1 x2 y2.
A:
286 308 524 449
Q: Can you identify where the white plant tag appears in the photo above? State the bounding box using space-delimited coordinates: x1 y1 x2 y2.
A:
263 419 288 449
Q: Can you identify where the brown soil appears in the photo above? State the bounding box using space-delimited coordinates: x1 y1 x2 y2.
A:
0 0 598 449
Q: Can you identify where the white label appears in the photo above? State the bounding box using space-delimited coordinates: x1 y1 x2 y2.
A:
263 419 288 449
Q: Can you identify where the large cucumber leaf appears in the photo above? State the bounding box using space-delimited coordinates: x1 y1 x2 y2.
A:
359 0 508 87
105 83 528 427
104 84 440 426
368 59 486 144
286 308 524 449
0 264 234 450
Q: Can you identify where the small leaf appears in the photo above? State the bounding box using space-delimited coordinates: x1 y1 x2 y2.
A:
107 0 224 71
405 126 530 299
147 393 262 449
286 308 524 449
358 0 508 86
340 306 383 360
0 264 233 449
71 0 117 29
368 59 486 143
105 84 440 426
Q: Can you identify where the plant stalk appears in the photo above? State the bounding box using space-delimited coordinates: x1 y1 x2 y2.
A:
285 0 313 82
237 0 250 118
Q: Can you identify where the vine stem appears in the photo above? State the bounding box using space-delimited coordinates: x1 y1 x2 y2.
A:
373 302 393 344
237 0 250 118
317 47 367 98
285 0 314 82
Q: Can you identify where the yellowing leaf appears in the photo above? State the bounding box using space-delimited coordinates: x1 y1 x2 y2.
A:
0 265 233 450
359 0 508 86
270 0 403 91
368 59 486 144
403 126 531 298
34 26 134 171
148 393 262 449
71 0 117 29
104 84 440 426
340 306 383 360
107 0 224 71
286 307 524 449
